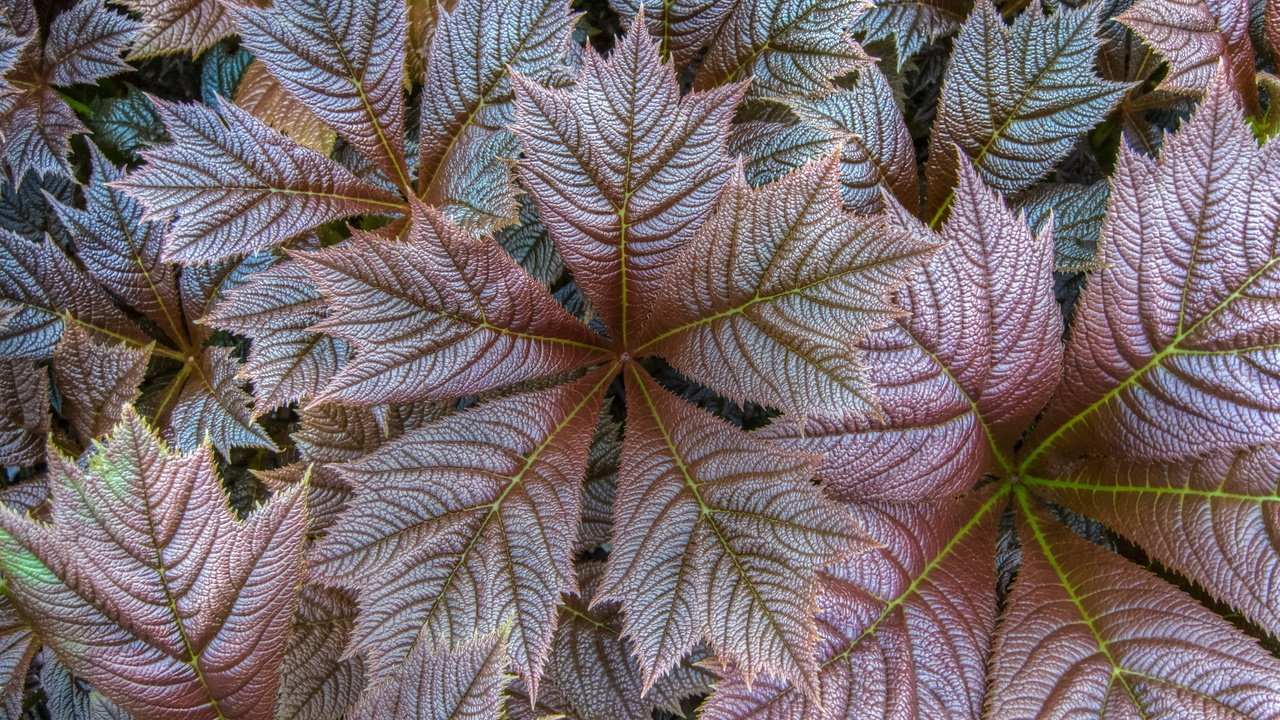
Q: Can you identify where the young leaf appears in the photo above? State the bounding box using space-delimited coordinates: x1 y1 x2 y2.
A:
296 201 609 406
0 409 307 720
693 0 873 99
990 494 1280 718
364 629 512 720
638 155 934 417
120 0 236 58
601 366 865 694
310 371 610 696
1025 68 1280 467
760 158 1060 499
513 15 743 345
925 0 1128 223
86 86 167 160
233 0 411 192
43 0 139 85
117 98 403 264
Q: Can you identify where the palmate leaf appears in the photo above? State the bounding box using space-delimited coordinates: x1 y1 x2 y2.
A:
925 0 1128 223
693 0 874 99
295 200 609 406
234 0 412 193
761 157 1060 499
0 409 307 720
513 15 743 346
608 0 735 71
117 98 403 264
637 155 934 417
310 371 611 699
602 367 865 695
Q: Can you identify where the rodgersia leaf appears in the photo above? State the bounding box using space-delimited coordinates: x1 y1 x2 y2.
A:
275 586 365 720
297 201 608 406
233 61 336 155
118 98 403 264
87 86 167 160
0 409 307 720
39 653 133 720
1025 68 1280 466
1011 181 1108 270
608 0 735 71
364 629 512 720
925 0 1127 222
853 0 968 67
638 155 933 417
495 195 563 286
0 357 47 466
989 494 1280 718
693 0 873 99
171 346 278 453
761 158 1060 499
514 15 742 346
234 0 412 192
44 0 139 85
601 367 865 694
310 371 610 698
120 0 236 58
52 323 151 451
0 483 45 717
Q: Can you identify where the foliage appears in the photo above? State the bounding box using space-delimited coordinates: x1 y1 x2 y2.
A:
0 0 1278 717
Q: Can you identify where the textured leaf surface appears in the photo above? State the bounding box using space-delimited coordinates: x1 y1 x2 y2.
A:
495 195 563 286
1026 69 1280 467
234 0 411 191
639 155 932 417
39 653 133 720
52 323 150 451
86 86 167 161
365 629 512 720
701 490 1003 720
120 0 235 58
0 410 306 720
44 0 139 86
602 367 863 694
0 357 46 465
311 372 609 696
276 586 365 720
608 0 734 70
1012 181 1107 270
118 99 403 264
233 60 336 154
925 0 1127 221
514 17 742 345
170 346 278 453
853 0 967 67
297 201 608 405
990 494 1280 719
694 0 873 99
761 160 1060 498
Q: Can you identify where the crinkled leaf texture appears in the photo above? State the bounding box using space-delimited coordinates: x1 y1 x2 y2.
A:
0 409 307 720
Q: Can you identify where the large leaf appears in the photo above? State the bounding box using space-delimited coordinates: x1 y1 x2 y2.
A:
1025 68 1280 468
693 0 873 99
637 155 933 417
295 200 609 405
513 16 742 346
234 0 412 192
0 409 307 720
310 371 610 697
924 0 1127 223
990 494 1280 718
118 98 403 264
601 367 864 694
760 158 1060 499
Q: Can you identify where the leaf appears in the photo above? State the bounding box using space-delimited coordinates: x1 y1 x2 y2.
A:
701 490 1004 720
0 409 307 720
608 0 735 71
233 0 412 192
0 168 76 244
759 158 1060 499
853 0 968 68
990 493 1280 718
44 0 139 86
0 232 145 360
733 65 919 214
925 0 1128 223
0 484 46 718
310 371 610 696
87 86 168 160
1118 0 1260 113
693 0 874 99
364 629 512 720
295 200 609 406
417 0 576 216
1027 444 1280 640
52 323 151 451
638 154 934 417
118 98 403 264
39 653 133 720
200 43 252 104
233 60 337 155
601 366 864 694
513 14 743 346
120 0 236 58
205 259 349 414
1025 68 1280 468
275 586 365 720
1011 181 1108 270
578 406 621 553
495 194 564 286
170 346 278 453
0 357 46 466
0 82 83 177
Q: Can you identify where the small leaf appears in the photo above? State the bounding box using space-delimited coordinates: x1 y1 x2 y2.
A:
200 42 252 103
854 0 968 68
44 0 139 86
609 0 735 71
1011 181 1108 270
87 86 167 159
39 653 133 720
275 586 365 720
495 194 564 286
170 346 278 454
0 409 307 720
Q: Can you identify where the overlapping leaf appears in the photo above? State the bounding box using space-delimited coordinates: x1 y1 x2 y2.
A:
52 323 151 451
513 16 742 345
0 410 307 720
609 0 734 71
925 0 1127 221
234 61 336 154
275 586 365 720
853 0 968 67
0 357 47 465
364 629 512 720
120 0 236 58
